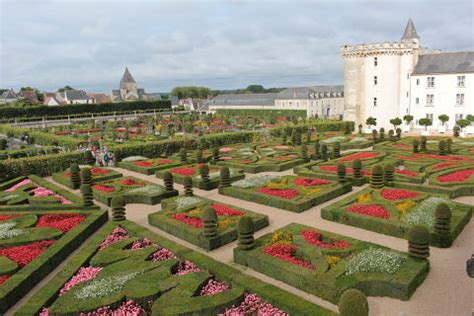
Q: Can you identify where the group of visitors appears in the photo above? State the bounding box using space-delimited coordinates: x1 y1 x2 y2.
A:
89 145 115 167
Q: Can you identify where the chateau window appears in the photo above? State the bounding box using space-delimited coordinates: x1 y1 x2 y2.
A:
415 97 419 105
373 97 377 107
427 77 435 88
416 79 420 85
374 57 378 67
374 76 378 85
456 94 465 106
457 76 465 88
455 113 464 121
426 94 434 106
426 113 433 121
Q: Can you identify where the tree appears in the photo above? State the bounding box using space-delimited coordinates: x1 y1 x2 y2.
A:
170 86 211 99
403 115 414 125
245 85 265 93
456 119 470 131
339 289 369 316
365 117 377 129
418 118 432 131
389 117 402 130
57 85 74 92
438 114 449 126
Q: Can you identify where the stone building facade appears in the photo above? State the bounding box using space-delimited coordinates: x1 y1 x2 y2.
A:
111 67 149 102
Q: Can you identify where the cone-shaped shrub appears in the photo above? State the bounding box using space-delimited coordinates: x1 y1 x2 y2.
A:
379 128 385 140
81 168 92 185
84 150 95 165
202 207 218 238
339 289 368 316
313 139 320 160
70 163 81 189
237 216 255 250
435 203 451 246
370 164 384 189
384 162 395 185
358 124 363 135
446 138 453 153
219 167 231 188
420 136 427 151
388 129 395 141
196 149 203 163
179 148 187 163
111 195 126 221
321 144 328 161
352 159 362 178
163 171 174 191
371 129 378 141
453 126 460 137
333 142 341 158
439 140 447 156
212 147 219 162
337 163 346 183
408 225 430 259
200 164 210 183
344 121 352 135
80 184 93 207
412 139 420 153
184 177 193 196
301 144 309 162
396 128 402 140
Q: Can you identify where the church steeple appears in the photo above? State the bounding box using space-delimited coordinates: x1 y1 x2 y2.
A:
401 18 419 41
120 67 136 89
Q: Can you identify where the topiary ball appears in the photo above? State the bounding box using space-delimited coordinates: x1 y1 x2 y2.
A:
435 203 451 220
352 159 362 169
338 289 369 316
408 225 430 245
384 162 395 172
371 164 383 175
111 195 125 208
238 215 255 234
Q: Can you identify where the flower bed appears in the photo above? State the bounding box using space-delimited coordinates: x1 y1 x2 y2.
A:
52 167 122 189
234 223 428 303
428 165 474 196
337 151 380 162
18 221 334 316
321 187 473 247
91 176 178 206
150 196 269 250
220 175 352 212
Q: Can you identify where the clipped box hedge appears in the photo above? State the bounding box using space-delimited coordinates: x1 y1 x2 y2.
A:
52 167 122 189
428 165 474 197
16 220 336 316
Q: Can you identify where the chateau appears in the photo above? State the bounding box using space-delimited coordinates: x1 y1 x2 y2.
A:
111 67 149 102
341 19 473 131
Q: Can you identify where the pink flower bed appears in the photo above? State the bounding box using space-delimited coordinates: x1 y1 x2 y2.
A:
432 162 460 170
129 238 153 250
174 261 201 275
98 227 130 250
36 213 86 233
262 244 314 270
219 147 237 153
293 177 330 186
239 159 252 163
211 203 244 217
338 152 379 162
30 186 72 204
79 300 145 316
257 188 299 200
90 168 110 175
199 278 230 296
0 214 19 222
4 179 32 192
437 169 474 183
93 184 115 193
380 189 419 200
319 166 370 175
121 178 144 186
395 169 419 177
170 167 196 176
302 230 351 249
59 266 102 296
346 205 390 219
158 159 174 163
219 156 233 160
0 275 10 286
150 247 176 262
272 145 290 149
171 213 203 228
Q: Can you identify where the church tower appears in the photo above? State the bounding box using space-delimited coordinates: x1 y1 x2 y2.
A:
119 67 139 100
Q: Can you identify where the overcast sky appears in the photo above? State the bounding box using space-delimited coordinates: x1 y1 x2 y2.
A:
0 0 473 93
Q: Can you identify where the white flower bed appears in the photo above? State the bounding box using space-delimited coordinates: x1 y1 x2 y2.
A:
231 175 280 189
322 136 347 144
346 248 406 275
75 271 141 299
175 196 203 209
406 197 452 229
122 156 149 162
0 222 24 240
127 185 165 195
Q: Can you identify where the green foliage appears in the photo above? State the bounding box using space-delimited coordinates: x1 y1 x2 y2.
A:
365 117 377 128
301 144 309 162
438 140 447 156
111 196 126 221
412 139 420 153
80 184 93 207
384 162 395 184
371 129 377 141
199 164 210 183
390 117 402 130
370 165 384 189
453 125 460 137
358 124 363 135
163 172 174 191
403 115 414 124
456 119 470 130
352 159 362 178
313 140 320 160
420 136 427 151
0 139 7 150
202 207 218 238
84 150 95 165
238 216 255 250
184 177 193 196
379 127 385 140
170 86 211 99
81 168 92 186
434 203 451 243
321 144 328 161
196 149 203 163
396 128 402 140
219 167 231 188
337 163 346 183
339 289 369 316
179 148 187 163
408 226 430 259
70 163 81 189
418 118 432 131
446 138 453 153
333 142 341 158
438 114 449 125
344 121 352 135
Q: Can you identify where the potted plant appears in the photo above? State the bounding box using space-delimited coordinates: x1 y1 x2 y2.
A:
418 118 432 136
403 115 414 133
456 119 470 138
389 117 402 131
438 114 449 134
365 117 377 134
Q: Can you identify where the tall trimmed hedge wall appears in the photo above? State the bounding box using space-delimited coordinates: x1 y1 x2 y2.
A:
0 100 171 120
215 109 307 117
0 125 83 149
270 121 355 137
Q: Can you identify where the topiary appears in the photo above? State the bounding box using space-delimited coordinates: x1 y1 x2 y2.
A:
388 129 395 141
301 144 309 162
163 171 174 191
435 203 451 246
333 142 341 158
199 164 210 183
237 216 255 250
420 136 427 151
371 129 378 141
202 207 218 238
370 164 384 189
295 130 302 145
81 168 92 185
338 289 368 316
313 139 320 160
352 159 362 178
212 147 219 162
344 121 352 135
196 149 203 163
379 127 385 140
412 139 420 153
396 128 402 140
321 144 328 161
219 167 231 189
70 163 81 189
179 148 187 163
358 124 363 135
291 129 297 145
438 140 447 156
0 139 7 150
22 161 34 176
84 150 95 165
453 125 460 137
184 177 193 196
111 195 126 221
407 225 430 259
80 184 93 208
337 163 346 183
446 138 453 153
383 162 395 185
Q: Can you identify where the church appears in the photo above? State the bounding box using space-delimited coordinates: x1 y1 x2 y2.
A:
111 67 149 102
341 19 473 132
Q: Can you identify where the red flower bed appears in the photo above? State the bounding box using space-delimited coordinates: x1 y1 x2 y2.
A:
302 230 351 248
0 275 10 286
380 189 419 200
392 155 419 161
239 159 252 163
133 161 153 167
36 213 86 233
262 244 314 270
211 204 244 217
171 213 203 228
0 240 55 266
257 188 299 199
319 166 370 176
346 205 390 219
395 169 419 176
293 178 330 186
170 167 196 176
158 159 174 163
121 178 144 186
272 157 290 161
90 167 110 175
413 153 474 162
93 184 115 193
393 143 411 149
0 215 19 222
432 162 460 171
338 152 379 162
437 169 474 183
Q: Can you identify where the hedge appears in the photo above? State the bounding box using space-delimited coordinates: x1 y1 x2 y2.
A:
215 109 307 118
16 220 336 316
0 100 171 120
270 121 355 137
0 209 108 314
52 168 122 189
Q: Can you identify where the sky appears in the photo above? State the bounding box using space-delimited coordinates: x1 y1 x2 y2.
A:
0 0 473 93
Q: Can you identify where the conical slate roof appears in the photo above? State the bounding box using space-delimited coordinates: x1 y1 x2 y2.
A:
120 67 136 87
401 18 419 40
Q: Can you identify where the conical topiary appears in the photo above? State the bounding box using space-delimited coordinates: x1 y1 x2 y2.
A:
384 162 395 185
163 171 174 191
202 207 218 238
184 176 193 196
379 128 385 140
237 216 255 250
372 129 378 141
408 225 430 259
435 203 451 246
453 126 460 137
111 195 126 221
388 129 395 141
339 289 369 316
81 168 92 186
219 167 231 189
84 150 95 165
396 128 402 140
358 124 363 135
412 139 420 153
301 144 309 162
337 163 346 183
70 163 81 189
352 159 362 178
321 144 328 161
333 142 341 158
80 184 93 207
446 138 453 153
196 149 203 163
200 164 210 183
370 164 384 189
212 147 219 162
420 136 427 151
179 148 187 163
438 140 447 156
313 139 320 160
